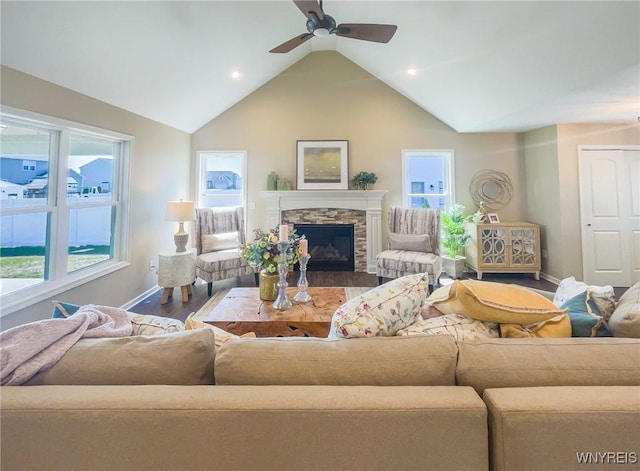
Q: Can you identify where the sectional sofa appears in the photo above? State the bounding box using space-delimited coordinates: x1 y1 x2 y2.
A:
3 279 639 470
2 330 639 471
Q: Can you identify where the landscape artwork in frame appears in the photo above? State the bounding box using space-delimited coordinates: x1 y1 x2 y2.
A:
296 140 349 190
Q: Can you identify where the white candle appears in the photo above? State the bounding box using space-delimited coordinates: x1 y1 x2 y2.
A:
279 224 288 242
299 239 308 256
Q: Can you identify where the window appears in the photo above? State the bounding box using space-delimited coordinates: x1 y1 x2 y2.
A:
402 150 454 211
22 160 36 171
196 151 246 208
0 107 132 315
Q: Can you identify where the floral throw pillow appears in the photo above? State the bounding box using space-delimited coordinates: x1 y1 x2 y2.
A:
396 313 499 341
329 273 428 338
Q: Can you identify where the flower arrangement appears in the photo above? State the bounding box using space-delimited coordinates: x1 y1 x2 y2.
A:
241 226 303 274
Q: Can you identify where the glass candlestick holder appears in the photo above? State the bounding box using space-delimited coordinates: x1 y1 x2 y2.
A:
272 241 292 311
293 254 312 302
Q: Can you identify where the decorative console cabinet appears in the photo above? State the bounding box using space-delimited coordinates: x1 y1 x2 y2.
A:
465 222 541 280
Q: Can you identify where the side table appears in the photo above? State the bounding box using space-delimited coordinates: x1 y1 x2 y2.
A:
158 249 196 304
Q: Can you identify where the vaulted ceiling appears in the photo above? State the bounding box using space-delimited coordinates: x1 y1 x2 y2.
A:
1 1 638 134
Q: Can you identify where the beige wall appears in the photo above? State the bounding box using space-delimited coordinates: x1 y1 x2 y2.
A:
555 123 640 280
1 66 191 330
192 51 525 240
523 126 561 277
524 123 640 281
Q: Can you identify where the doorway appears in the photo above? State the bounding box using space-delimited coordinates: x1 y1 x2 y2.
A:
578 147 640 287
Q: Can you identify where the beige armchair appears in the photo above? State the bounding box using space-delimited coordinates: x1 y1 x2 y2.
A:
376 207 442 290
195 207 257 296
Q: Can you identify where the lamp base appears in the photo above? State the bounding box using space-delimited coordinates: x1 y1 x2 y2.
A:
174 233 189 253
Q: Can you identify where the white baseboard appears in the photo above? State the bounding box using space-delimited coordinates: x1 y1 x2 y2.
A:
540 272 560 285
121 285 161 311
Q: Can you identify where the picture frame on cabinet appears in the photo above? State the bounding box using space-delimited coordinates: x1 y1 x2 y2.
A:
487 213 500 224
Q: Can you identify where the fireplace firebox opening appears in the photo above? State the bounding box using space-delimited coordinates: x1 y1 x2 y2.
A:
294 223 355 271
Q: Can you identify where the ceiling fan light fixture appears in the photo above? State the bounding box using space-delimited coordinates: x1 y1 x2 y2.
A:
314 28 330 37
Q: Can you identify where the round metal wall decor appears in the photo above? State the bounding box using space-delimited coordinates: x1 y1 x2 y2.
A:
469 170 513 210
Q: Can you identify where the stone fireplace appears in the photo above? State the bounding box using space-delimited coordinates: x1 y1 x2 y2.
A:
263 190 386 273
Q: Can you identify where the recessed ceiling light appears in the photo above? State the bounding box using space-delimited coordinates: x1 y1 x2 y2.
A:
407 68 417 76
231 71 241 79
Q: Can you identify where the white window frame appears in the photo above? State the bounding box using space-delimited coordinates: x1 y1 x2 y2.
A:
195 150 247 209
401 149 455 210
0 106 132 316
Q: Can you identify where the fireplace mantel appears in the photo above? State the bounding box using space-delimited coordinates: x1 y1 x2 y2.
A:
263 190 386 274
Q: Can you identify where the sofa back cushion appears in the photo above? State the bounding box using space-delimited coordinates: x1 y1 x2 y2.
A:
215 335 457 386
456 337 640 394
24 329 215 385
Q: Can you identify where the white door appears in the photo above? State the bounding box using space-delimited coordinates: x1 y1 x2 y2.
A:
579 148 640 287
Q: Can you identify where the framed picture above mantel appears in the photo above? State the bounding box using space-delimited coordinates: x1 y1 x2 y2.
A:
296 140 349 190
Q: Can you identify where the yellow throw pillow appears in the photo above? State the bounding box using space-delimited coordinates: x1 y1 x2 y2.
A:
185 313 255 351
428 280 567 324
500 314 572 338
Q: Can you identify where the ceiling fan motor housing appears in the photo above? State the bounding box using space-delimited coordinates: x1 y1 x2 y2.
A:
306 14 337 35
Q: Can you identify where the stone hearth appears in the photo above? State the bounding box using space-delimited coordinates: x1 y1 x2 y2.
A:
263 190 386 273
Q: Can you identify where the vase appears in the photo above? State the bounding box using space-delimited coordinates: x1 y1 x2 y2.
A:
259 269 279 301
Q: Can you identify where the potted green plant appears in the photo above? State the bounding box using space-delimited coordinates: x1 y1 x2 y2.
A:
441 203 471 279
350 171 378 190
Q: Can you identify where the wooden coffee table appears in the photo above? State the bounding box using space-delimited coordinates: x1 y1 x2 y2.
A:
201 287 352 337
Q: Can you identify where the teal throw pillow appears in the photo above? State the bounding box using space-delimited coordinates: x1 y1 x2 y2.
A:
51 301 81 319
561 291 611 337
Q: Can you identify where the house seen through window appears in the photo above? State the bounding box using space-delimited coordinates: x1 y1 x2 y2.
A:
196 151 246 208
0 109 131 315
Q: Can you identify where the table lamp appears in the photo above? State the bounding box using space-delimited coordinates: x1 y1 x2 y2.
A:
165 199 195 252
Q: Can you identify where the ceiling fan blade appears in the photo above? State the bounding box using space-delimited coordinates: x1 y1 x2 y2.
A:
293 0 324 21
335 23 398 43
269 33 314 53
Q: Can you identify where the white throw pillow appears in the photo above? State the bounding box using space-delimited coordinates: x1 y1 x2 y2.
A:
329 273 428 338
202 232 240 253
553 276 616 320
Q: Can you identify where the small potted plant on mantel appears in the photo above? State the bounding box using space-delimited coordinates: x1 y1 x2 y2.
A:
351 171 378 190
441 203 471 279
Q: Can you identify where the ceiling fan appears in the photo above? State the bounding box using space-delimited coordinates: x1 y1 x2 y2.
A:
270 0 397 53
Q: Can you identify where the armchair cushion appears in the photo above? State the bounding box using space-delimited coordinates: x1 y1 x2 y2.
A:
388 233 432 252
197 249 248 273
202 232 240 253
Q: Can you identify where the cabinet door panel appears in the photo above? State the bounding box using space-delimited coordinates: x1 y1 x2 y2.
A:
508 228 539 268
480 228 508 267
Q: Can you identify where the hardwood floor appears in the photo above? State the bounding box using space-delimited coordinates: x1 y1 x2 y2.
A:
130 270 558 323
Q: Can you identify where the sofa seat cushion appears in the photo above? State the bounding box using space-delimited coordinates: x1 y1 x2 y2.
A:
0 385 487 471
24 329 216 385
429 280 566 324
485 386 640 471
456 337 640 394
197 248 248 272
329 273 428 338
608 282 640 338
215 335 458 386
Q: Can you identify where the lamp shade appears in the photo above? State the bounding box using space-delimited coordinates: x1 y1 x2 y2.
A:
165 200 195 222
